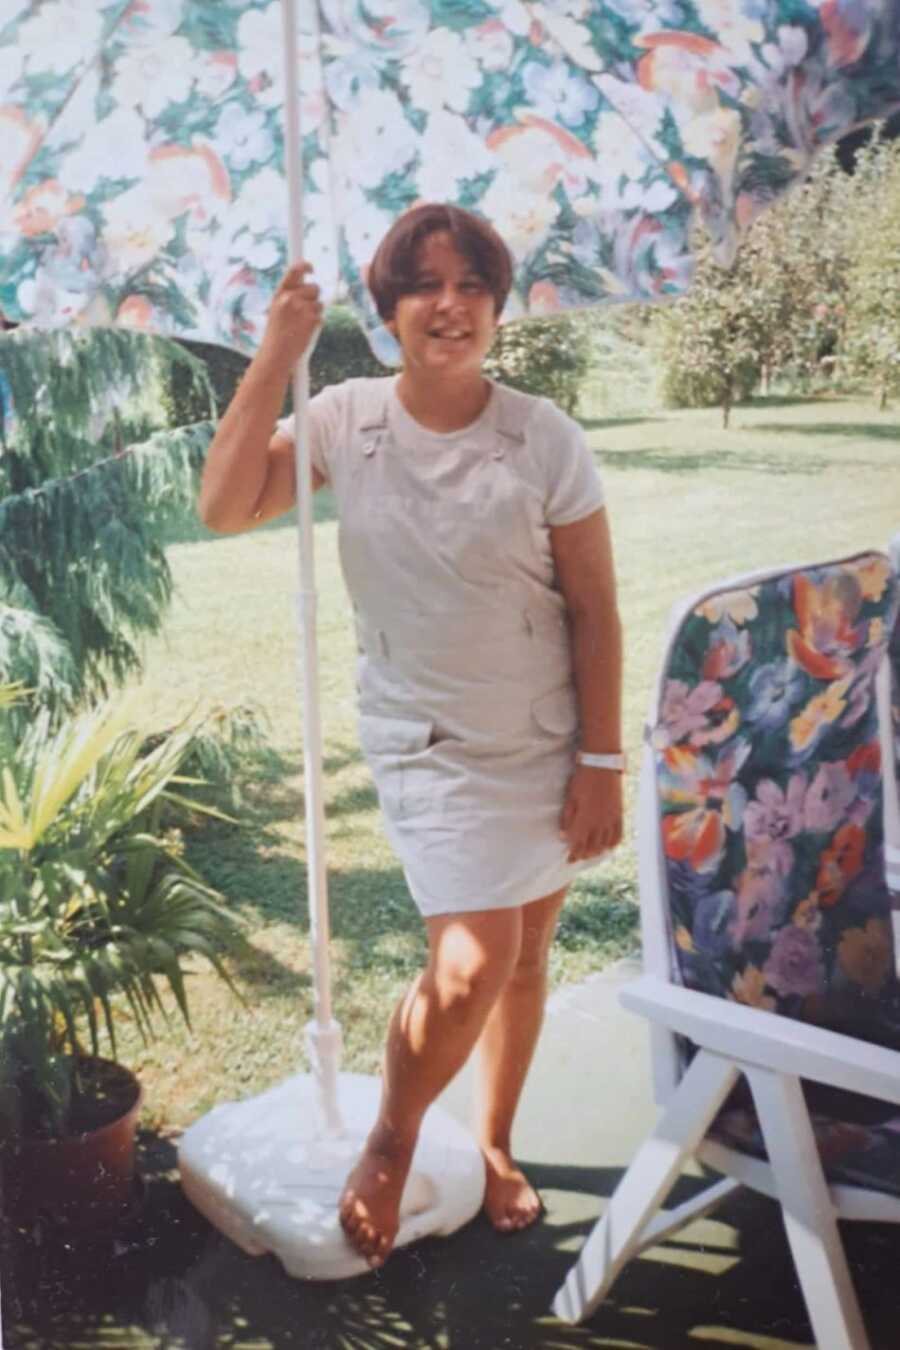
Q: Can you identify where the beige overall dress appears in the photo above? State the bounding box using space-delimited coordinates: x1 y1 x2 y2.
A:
284 376 604 917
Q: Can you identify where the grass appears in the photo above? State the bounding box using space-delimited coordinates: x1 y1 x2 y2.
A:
118 386 900 1130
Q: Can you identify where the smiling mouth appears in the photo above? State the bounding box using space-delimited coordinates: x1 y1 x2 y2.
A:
428 330 470 340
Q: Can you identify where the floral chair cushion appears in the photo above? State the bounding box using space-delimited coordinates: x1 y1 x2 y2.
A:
653 551 900 1042
713 1083 900 1198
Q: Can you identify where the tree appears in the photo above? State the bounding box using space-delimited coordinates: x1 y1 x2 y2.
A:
653 239 768 428
653 148 853 425
841 135 900 408
0 328 215 724
745 152 853 392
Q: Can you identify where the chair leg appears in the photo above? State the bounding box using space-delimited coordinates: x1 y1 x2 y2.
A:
747 1068 870 1350
553 1049 738 1325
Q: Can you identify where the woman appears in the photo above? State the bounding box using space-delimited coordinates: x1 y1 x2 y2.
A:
198 203 623 1270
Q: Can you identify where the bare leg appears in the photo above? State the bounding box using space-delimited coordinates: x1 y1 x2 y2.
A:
475 888 567 1232
339 906 523 1267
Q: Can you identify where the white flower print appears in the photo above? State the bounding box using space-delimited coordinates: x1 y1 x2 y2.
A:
466 20 515 72
339 189 393 270
236 4 285 109
530 10 602 72
216 103 276 173
0 44 25 101
521 59 600 128
478 175 558 259
119 0 185 45
692 0 765 63
16 3 104 77
331 90 418 192
56 104 148 197
417 111 495 200
402 29 481 115
322 43 385 111
100 190 176 274
483 0 532 39
229 166 287 238
194 51 240 104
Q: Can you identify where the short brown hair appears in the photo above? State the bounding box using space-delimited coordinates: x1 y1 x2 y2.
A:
367 203 513 320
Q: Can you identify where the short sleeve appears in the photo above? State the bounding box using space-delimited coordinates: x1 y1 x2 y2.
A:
275 383 343 486
531 400 604 527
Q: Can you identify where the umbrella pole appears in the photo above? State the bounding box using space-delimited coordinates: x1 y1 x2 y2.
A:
280 0 343 1136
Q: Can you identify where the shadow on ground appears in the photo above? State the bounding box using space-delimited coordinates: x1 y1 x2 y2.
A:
5 1133 900 1349
597 447 835 475
743 393 834 409
178 740 431 982
752 421 899 441
578 415 664 432
179 743 374 922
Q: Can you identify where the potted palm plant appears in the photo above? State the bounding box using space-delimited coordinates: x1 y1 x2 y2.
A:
0 683 246 1233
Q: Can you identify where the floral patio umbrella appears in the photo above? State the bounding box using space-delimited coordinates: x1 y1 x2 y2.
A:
2 0 900 363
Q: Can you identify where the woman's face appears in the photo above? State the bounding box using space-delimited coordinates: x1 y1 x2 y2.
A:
386 231 498 378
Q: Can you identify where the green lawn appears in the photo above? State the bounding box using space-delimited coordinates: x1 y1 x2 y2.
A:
121 390 900 1129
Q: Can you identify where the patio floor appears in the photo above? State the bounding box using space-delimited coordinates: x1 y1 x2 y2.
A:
4 960 900 1349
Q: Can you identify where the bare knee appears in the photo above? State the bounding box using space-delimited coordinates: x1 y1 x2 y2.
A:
424 912 520 1014
427 939 519 1019
507 943 551 993
428 954 509 1015
509 889 565 990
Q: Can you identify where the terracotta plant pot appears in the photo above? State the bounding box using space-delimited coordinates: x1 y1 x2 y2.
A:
1 1057 143 1233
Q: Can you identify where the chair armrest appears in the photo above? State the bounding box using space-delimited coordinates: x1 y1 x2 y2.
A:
621 975 900 1109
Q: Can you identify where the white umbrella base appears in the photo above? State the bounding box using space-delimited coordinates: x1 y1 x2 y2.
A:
177 1072 486 1280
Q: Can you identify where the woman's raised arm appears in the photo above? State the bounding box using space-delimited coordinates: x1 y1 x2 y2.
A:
198 263 324 533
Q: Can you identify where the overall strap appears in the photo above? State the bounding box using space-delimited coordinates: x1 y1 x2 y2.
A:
356 379 391 457
493 386 534 458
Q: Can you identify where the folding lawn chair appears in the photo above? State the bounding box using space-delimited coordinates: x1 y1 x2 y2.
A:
554 550 900 1350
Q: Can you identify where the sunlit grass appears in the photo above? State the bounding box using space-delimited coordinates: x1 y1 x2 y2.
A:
120 389 900 1128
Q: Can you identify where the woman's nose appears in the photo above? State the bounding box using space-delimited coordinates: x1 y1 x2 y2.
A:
435 284 464 310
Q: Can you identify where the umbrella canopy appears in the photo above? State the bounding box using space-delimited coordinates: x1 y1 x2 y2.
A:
2 0 899 363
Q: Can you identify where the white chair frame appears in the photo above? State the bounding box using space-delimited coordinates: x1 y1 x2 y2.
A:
553 557 900 1350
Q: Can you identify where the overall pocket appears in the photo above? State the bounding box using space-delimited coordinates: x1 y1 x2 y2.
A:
358 713 435 820
530 684 579 739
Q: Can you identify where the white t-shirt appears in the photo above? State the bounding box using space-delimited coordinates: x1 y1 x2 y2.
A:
276 376 603 528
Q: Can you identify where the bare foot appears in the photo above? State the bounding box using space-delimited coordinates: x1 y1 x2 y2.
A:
481 1145 544 1233
339 1126 416 1269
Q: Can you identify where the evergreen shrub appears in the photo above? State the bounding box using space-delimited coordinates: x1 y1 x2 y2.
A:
485 313 593 413
310 307 390 396
0 329 216 714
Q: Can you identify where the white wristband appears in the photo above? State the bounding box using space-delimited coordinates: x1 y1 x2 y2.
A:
577 751 626 772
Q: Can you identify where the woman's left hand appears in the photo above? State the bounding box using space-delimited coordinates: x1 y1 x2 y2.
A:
559 766 624 863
